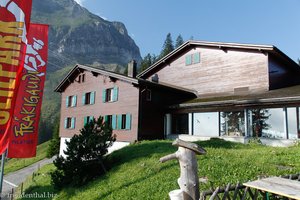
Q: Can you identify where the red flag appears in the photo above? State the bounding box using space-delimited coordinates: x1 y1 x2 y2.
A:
0 0 33 154
8 23 48 158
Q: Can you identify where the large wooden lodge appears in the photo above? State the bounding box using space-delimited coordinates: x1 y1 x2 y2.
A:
55 40 300 155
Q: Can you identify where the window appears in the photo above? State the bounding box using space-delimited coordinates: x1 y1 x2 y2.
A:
102 86 118 103
77 74 86 83
104 115 117 129
66 95 77 107
84 116 94 126
117 113 131 130
220 111 245 136
82 91 95 105
64 117 75 129
185 52 200 65
146 89 151 101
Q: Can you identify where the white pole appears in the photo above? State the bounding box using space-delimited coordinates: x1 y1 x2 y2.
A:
0 149 7 198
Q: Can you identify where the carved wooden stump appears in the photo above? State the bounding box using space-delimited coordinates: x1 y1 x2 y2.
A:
160 139 206 200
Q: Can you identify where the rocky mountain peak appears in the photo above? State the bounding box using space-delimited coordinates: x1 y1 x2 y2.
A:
31 0 142 72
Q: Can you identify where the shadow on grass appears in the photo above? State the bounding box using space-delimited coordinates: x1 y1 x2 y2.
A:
196 138 247 149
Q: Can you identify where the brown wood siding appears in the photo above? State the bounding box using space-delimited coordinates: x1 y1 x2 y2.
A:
269 55 300 89
59 71 139 142
148 47 269 97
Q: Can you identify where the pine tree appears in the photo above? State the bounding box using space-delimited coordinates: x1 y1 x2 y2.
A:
159 33 174 58
139 53 158 73
51 116 116 188
175 34 184 48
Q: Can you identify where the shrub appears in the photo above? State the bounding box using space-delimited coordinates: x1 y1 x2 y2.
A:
51 116 116 188
47 122 60 158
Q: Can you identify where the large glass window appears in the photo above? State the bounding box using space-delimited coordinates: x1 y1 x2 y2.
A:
220 111 245 136
258 108 285 139
172 114 188 134
287 107 298 139
193 112 219 137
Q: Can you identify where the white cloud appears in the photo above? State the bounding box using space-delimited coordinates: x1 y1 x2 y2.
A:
74 0 85 6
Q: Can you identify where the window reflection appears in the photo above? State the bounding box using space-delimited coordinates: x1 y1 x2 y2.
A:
221 111 245 136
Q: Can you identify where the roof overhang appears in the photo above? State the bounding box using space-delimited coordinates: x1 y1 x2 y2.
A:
54 64 138 93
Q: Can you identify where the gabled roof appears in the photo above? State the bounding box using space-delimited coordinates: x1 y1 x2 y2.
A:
54 64 197 97
137 40 300 78
54 64 138 92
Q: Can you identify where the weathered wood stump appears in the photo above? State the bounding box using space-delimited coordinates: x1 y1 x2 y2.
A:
160 139 206 200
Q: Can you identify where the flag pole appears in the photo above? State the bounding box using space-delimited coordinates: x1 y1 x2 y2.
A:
0 149 7 198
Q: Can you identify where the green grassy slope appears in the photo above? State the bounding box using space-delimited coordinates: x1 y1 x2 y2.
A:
18 139 300 200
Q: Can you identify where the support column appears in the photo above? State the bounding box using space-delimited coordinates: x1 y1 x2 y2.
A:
283 107 289 139
188 113 193 136
244 109 249 137
248 109 253 137
297 107 300 139
166 114 172 136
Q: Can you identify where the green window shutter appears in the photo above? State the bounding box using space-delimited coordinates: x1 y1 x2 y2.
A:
72 95 77 107
64 118 68 129
104 115 108 123
90 116 94 122
112 115 117 130
84 116 88 126
125 113 131 130
71 118 75 129
90 91 95 104
102 89 106 103
66 96 69 107
82 93 86 105
193 52 200 64
113 87 118 102
118 114 122 129
185 54 192 65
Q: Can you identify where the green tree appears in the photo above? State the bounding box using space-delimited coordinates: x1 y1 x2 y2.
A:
51 116 116 188
159 33 174 58
46 120 60 158
139 53 158 72
298 58 300 65
175 34 184 48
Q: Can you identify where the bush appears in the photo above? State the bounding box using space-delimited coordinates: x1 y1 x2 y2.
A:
47 122 60 158
51 116 116 188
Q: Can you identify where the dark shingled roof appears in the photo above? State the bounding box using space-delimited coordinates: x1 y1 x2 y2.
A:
170 85 300 111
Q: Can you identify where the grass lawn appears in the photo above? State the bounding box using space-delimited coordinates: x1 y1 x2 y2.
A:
18 139 300 200
4 141 50 175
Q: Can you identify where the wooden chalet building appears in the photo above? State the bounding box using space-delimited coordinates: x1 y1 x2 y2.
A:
55 40 300 155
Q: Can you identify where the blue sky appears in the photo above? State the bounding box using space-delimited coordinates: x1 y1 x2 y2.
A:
76 0 300 62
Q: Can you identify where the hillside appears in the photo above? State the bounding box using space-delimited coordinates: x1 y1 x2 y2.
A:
29 0 142 142
18 139 300 199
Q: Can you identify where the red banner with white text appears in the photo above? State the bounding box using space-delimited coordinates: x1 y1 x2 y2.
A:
8 23 48 158
0 0 32 154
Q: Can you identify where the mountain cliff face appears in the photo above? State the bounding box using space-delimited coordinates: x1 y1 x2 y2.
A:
31 0 142 72
30 0 142 142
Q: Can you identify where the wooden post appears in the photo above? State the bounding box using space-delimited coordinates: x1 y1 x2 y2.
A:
160 139 206 200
